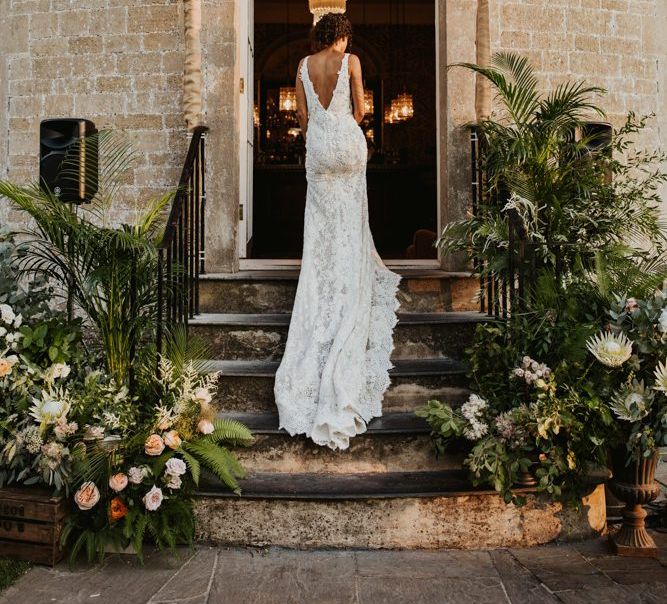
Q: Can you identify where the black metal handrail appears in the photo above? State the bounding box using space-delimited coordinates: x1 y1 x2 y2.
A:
156 125 208 355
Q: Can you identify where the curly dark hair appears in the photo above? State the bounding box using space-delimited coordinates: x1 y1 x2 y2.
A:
310 13 353 52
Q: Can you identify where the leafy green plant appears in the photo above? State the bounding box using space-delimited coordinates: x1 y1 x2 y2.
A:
0 130 175 386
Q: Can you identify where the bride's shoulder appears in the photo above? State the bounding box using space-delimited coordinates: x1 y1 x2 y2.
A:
347 53 362 70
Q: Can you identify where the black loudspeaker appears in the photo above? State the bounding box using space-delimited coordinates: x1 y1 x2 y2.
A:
40 118 99 204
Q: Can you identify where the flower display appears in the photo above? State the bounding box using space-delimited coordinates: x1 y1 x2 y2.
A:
144 434 165 456
74 481 100 511
143 485 164 511
45 363 71 382
109 473 129 493
0 354 18 378
165 457 187 476
165 474 182 490
193 387 212 406
654 360 667 393
108 497 129 521
460 394 489 440
128 466 149 485
586 331 633 367
83 425 105 441
197 419 214 435
29 389 71 425
0 304 16 325
610 381 653 422
163 430 182 450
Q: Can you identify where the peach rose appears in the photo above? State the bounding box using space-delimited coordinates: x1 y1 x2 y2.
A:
193 387 212 406
143 485 163 511
163 430 182 450
74 481 100 511
0 355 18 378
108 472 129 493
197 419 214 435
144 434 165 456
108 497 128 521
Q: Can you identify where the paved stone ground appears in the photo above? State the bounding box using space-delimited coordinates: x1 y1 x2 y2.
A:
1 532 666 604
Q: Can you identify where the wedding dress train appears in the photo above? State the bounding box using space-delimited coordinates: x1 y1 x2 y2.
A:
274 53 401 450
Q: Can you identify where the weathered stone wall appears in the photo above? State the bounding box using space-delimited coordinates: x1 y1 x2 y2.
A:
0 0 665 271
0 0 188 230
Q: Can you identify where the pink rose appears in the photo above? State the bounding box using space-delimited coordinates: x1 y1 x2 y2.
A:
197 419 214 435
108 472 128 493
165 458 187 476
128 466 148 484
74 481 100 511
163 430 182 450
165 474 182 490
144 434 165 456
143 485 163 511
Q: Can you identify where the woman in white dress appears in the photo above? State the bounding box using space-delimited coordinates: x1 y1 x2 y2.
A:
274 14 400 450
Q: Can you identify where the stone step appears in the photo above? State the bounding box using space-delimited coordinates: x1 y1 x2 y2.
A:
193 471 607 549
199 269 480 314
219 411 460 474
190 311 487 361
210 358 470 413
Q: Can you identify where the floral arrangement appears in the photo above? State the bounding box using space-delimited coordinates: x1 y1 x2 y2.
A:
586 291 667 460
417 354 611 504
0 230 253 563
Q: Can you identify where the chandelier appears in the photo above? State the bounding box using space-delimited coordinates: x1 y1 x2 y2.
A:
279 87 297 112
363 89 374 116
309 0 347 23
394 92 414 121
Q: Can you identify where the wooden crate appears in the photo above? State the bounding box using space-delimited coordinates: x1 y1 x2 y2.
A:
0 487 68 566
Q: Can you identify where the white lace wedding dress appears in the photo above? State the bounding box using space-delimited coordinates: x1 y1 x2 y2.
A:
274 53 401 450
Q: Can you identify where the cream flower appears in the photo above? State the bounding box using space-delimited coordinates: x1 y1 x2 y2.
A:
165 474 182 490
74 481 100 511
193 387 212 406
30 390 70 425
165 457 187 476
0 304 16 325
586 331 633 367
109 473 129 493
144 434 165 456
83 425 105 440
197 419 214 435
143 485 163 511
659 308 667 334
610 381 653 422
45 363 71 382
163 430 182 450
654 360 667 393
128 466 149 484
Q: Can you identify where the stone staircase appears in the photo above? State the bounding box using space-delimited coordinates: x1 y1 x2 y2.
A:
191 269 606 549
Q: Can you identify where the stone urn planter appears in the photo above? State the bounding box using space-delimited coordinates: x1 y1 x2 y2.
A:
608 448 661 557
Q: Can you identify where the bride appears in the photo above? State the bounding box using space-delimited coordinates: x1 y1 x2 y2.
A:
274 13 401 450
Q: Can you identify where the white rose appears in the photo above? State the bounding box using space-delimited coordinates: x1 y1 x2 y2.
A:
143 485 163 511
0 304 15 325
165 474 182 490
0 327 6 337
13 314 22 328
47 363 71 381
165 457 187 476
128 466 148 485
197 419 214 434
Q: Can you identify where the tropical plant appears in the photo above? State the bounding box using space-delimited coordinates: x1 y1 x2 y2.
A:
0 130 174 386
440 52 667 304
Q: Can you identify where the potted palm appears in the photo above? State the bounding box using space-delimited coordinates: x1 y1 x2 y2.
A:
587 291 667 557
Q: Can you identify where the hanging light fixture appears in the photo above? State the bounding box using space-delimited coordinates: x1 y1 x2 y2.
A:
395 91 414 120
279 87 297 112
363 89 374 116
253 103 260 127
309 0 347 24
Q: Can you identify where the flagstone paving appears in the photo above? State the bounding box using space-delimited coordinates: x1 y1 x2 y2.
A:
1 532 666 604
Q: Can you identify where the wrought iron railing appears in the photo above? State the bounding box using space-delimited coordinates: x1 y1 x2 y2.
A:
156 125 208 355
470 127 529 319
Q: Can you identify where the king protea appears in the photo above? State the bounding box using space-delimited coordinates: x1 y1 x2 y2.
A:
586 331 633 367
654 360 667 393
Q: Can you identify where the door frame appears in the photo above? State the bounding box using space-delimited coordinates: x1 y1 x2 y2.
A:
238 0 443 270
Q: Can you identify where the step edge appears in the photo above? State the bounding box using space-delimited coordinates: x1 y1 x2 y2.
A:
201 270 475 282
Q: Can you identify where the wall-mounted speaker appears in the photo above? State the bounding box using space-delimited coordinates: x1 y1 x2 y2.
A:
40 118 99 204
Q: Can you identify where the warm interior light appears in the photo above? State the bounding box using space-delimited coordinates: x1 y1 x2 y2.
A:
279 87 297 112
363 89 374 116
309 0 347 23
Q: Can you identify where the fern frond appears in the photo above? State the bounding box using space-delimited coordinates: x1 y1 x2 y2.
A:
205 418 254 447
183 440 246 494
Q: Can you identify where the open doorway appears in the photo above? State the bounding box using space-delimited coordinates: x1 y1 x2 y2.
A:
241 0 438 262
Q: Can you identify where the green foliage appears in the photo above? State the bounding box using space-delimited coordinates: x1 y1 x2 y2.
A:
414 400 467 457
0 130 175 386
183 439 247 495
0 559 30 592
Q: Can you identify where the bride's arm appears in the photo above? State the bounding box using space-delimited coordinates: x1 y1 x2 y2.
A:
349 54 365 124
296 59 308 141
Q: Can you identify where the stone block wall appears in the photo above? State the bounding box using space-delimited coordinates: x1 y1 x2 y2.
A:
0 0 665 270
0 0 188 230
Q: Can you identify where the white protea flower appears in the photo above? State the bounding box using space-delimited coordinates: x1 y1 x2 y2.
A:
29 389 71 425
610 381 653 422
654 360 667 393
586 331 633 367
